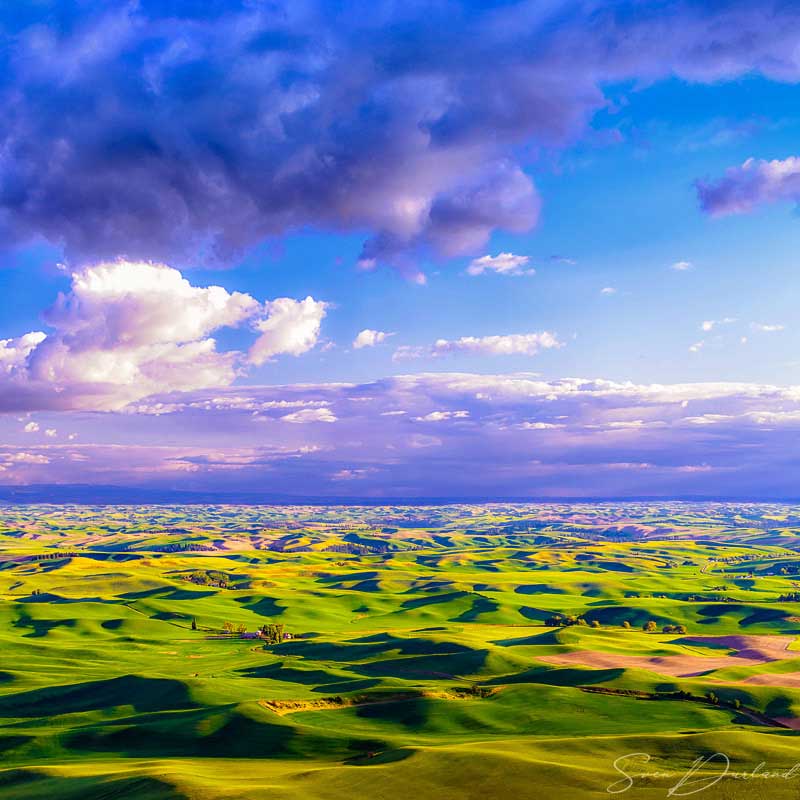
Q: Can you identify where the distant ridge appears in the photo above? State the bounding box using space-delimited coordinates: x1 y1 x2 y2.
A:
0 484 797 506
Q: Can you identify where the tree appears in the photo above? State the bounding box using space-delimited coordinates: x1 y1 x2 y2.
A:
622 621 631 630
260 623 285 644
590 620 601 628
191 618 197 631
222 621 234 634
643 620 657 632
675 624 687 634
236 623 247 634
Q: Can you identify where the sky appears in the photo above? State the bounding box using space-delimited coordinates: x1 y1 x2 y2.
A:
2 0 800 499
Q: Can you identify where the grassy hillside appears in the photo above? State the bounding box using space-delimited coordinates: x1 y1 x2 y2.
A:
2 503 800 798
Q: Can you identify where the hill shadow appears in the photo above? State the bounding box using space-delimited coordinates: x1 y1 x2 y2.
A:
0 675 195 717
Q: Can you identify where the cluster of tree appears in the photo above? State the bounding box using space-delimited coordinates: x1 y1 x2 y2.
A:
260 623 285 644
35 552 80 560
705 692 741 709
545 614 588 627
151 542 213 553
544 615 602 628
641 620 687 633
669 689 740 709
661 623 688 634
323 543 378 555
209 621 288 641
186 570 230 588
222 621 247 634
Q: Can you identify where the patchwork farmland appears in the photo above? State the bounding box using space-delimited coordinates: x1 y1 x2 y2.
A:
2 503 800 798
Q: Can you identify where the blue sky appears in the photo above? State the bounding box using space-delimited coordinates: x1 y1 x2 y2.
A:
2 1 800 497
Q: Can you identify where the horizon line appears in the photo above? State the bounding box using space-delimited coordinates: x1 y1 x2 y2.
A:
1 483 800 506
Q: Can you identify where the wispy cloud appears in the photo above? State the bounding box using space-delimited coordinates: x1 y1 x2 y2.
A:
394 332 562 360
6 374 800 497
751 322 785 332
701 318 736 332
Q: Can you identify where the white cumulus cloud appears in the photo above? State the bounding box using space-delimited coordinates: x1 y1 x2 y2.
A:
0 262 329 411
353 329 392 349
466 252 534 276
281 407 338 424
249 297 328 365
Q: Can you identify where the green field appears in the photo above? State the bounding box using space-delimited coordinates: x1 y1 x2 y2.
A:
2 502 800 799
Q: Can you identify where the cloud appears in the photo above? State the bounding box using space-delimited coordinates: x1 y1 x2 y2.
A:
26 260 255 408
519 421 565 430
9 373 800 496
331 468 377 481
407 433 443 449
281 407 338 424
671 260 693 271
23 421 39 433
701 318 736 332
414 410 470 422
0 261 327 411
600 287 617 295
751 322 785 332
395 332 562 360
0 450 50 477
697 156 800 216
1 332 46 375
4 4 800 272
353 329 392 349
466 252 533 276
249 297 328 365
436 333 562 357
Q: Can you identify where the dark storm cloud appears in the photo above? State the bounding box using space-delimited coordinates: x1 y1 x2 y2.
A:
2 1 800 271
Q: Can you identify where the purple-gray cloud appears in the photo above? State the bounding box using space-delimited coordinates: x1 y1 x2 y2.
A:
5 374 800 497
4 2 800 273
697 156 800 216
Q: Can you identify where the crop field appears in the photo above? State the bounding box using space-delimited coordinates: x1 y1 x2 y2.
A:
2 502 800 799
